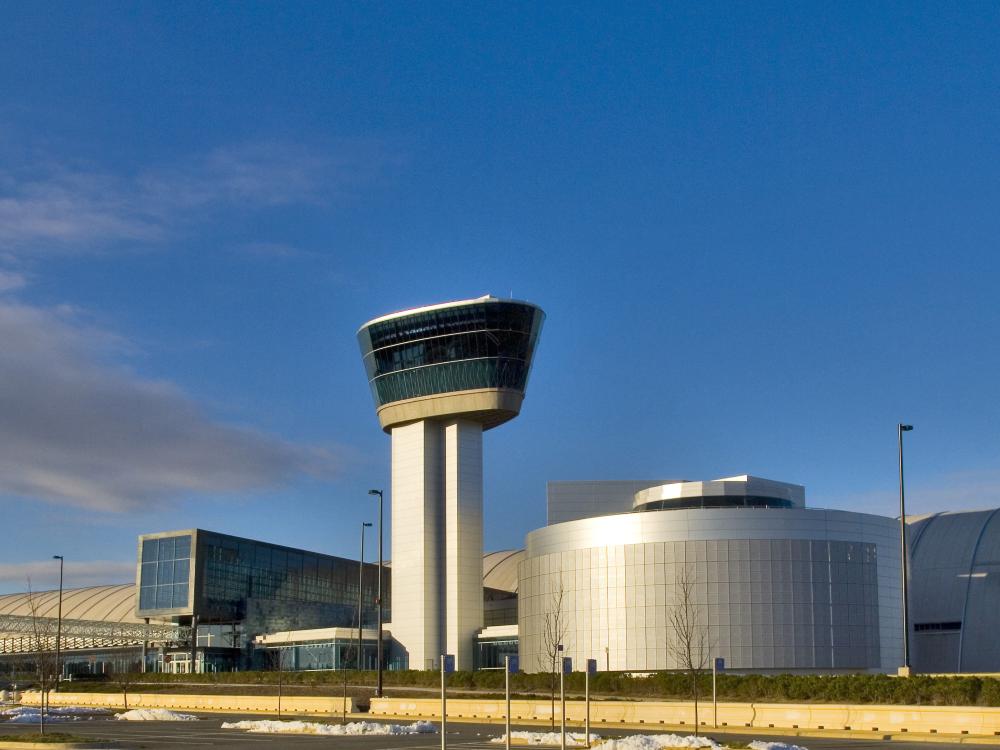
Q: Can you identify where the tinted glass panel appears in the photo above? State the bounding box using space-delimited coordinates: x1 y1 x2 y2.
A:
157 537 175 561
136 534 194 614
141 539 158 563
172 583 189 608
155 586 173 609
175 536 191 559
156 562 172 585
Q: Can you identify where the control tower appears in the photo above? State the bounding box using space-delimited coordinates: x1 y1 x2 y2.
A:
358 296 544 670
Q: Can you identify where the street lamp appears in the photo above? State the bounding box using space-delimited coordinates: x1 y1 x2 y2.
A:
358 522 372 672
368 489 385 697
52 556 64 690
898 423 914 674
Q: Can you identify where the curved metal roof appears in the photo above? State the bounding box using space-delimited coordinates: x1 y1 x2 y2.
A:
0 584 142 624
482 549 524 593
909 509 1000 672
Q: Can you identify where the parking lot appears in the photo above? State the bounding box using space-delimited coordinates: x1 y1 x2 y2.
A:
0 715 986 750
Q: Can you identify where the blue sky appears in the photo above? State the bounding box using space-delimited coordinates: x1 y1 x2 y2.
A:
2 2 999 593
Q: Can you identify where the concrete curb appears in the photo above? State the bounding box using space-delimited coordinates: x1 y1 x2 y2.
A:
371 712 1000 745
0 742 111 749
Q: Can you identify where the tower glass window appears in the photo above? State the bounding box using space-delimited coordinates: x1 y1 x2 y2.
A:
358 298 544 409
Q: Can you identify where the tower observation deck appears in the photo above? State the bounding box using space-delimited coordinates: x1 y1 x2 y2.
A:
358 296 544 670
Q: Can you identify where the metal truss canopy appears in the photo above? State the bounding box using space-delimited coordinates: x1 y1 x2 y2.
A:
0 614 189 654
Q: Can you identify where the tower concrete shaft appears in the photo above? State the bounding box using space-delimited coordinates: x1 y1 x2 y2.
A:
358 296 544 669
391 419 482 670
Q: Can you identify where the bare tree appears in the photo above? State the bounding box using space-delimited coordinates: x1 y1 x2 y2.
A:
107 660 141 712
667 565 710 736
540 575 569 730
24 581 58 736
262 648 285 719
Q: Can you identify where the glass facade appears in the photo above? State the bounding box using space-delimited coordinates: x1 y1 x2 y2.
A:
136 530 390 659
637 496 796 511
476 637 519 670
261 640 386 671
358 300 544 408
520 538 883 673
194 531 388 632
139 534 192 612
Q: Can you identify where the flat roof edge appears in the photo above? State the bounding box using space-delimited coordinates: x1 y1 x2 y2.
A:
358 295 543 333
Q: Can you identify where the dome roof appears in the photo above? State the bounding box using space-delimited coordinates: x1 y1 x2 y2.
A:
482 549 524 593
0 584 143 627
908 509 1000 672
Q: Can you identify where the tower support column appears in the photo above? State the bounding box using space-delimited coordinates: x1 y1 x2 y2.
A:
390 419 484 671
391 420 443 671
445 420 483 671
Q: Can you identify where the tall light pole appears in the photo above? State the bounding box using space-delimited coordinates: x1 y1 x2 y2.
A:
898 423 914 673
52 556 64 690
358 522 372 671
368 489 385 697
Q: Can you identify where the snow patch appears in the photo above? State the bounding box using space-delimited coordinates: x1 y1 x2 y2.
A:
492 731 602 746
591 735 719 750
222 719 437 735
590 735 810 750
2 706 109 723
115 708 199 721
2 706 109 717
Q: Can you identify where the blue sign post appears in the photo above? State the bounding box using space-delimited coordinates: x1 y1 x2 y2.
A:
441 654 454 750
504 655 518 750
712 657 724 728
584 658 598 747
559 656 571 750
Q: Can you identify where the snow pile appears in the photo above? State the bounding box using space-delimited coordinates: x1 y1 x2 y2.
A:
590 736 809 750
222 719 437 735
115 708 199 721
492 731 602 746
2 706 108 717
591 735 720 750
3 707 82 724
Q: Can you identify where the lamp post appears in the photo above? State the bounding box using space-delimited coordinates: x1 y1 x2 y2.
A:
368 489 385 697
898 423 914 674
52 556 64 690
358 522 372 671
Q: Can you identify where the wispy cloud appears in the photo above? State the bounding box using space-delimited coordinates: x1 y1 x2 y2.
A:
0 560 136 591
0 139 394 255
0 269 26 292
0 300 339 511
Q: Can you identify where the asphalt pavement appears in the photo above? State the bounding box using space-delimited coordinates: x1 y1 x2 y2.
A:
0 715 981 750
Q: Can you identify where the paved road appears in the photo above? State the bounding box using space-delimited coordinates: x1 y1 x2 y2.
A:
0 715 979 750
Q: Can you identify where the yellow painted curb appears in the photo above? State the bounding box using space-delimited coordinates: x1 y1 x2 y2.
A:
373 712 1000 746
0 742 111 749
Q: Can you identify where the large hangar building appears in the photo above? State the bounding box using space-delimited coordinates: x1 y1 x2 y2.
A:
520 475 903 673
907 509 1000 673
